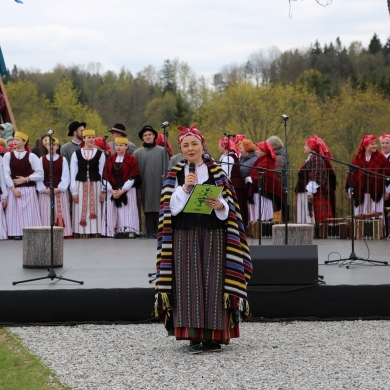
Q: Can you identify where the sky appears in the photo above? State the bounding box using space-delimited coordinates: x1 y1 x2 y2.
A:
1 0 389 77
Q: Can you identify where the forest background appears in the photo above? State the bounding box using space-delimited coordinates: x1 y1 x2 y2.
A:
3 33 390 170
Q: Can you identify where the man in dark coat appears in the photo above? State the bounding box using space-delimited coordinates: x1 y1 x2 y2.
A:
134 125 168 237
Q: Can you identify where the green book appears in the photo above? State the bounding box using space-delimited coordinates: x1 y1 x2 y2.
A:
183 184 223 214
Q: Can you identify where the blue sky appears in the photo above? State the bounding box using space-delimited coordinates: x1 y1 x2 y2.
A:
1 0 389 76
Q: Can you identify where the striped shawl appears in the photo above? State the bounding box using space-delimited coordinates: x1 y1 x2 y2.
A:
155 158 253 322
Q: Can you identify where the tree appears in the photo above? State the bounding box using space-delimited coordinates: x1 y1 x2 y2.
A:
369 33 382 55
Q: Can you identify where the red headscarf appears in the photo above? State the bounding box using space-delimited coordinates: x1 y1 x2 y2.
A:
306 135 333 158
233 134 246 144
357 135 377 155
177 125 206 148
256 141 278 167
156 134 173 158
94 137 112 155
219 136 240 155
379 133 390 142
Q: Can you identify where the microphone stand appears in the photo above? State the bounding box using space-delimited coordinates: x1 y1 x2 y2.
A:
13 134 84 285
309 151 388 269
225 133 233 181
161 123 169 179
103 136 108 237
282 116 290 245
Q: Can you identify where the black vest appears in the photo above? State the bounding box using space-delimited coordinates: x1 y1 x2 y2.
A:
75 149 102 182
172 167 226 229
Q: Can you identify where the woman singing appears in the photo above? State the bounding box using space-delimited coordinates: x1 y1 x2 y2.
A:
2 131 43 239
70 129 106 238
37 136 72 237
346 135 390 221
101 137 142 237
246 141 281 223
155 126 252 354
296 136 336 224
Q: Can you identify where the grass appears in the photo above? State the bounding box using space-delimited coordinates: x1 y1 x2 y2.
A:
0 328 71 390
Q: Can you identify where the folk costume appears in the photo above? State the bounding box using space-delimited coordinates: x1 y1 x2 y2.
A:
247 142 282 222
155 126 252 349
37 140 72 237
70 130 106 237
380 133 390 235
346 135 390 220
134 125 169 236
3 132 43 237
101 138 142 237
0 156 8 239
296 136 336 224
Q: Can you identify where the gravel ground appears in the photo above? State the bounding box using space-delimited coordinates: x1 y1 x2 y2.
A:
8 321 390 390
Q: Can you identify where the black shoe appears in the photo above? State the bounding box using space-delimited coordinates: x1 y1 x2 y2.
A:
14 236 23 240
189 342 203 354
203 342 222 352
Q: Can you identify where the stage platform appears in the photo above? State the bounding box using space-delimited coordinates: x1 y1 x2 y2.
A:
0 237 389 324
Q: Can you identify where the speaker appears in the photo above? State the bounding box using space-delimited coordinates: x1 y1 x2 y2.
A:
249 245 318 285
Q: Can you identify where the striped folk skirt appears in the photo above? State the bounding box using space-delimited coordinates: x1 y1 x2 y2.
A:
101 188 139 237
172 227 240 344
72 180 102 236
5 186 42 237
38 192 73 237
296 190 333 224
248 193 274 222
0 205 7 239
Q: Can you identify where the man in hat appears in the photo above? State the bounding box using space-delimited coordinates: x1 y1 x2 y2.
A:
134 125 168 237
108 124 136 155
60 121 86 164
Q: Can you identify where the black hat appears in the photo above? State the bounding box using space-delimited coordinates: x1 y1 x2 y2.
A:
138 125 158 140
68 121 86 137
109 123 127 136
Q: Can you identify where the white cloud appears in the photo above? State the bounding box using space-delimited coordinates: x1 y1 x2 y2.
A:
1 0 389 76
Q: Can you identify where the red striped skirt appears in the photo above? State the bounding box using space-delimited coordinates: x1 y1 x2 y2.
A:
172 227 240 344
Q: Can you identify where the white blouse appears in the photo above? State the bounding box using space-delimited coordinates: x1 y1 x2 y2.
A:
2 151 44 188
70 148 106 195
36 154 70 193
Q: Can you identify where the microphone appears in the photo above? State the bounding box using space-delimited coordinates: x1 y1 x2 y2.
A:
160 121 169 128
46 129 55 136
223 132 236 137
188 162 196 191
281 114 289 121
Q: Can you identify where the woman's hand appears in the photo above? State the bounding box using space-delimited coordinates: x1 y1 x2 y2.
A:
1 199 7 209
11 187 22 198
13 176 28 186
72 195 79 204
205 195 224 210
183 172 197 191
307 194 313 203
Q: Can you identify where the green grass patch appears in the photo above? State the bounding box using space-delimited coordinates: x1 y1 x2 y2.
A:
0 328 71 390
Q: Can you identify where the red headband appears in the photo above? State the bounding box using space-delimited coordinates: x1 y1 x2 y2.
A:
177 125 206 148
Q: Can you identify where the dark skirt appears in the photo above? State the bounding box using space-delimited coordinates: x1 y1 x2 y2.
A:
172 226 239 344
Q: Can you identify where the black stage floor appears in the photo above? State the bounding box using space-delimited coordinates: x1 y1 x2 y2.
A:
1 237 389 323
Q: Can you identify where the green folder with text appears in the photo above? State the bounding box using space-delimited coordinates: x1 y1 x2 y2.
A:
183 184 223 214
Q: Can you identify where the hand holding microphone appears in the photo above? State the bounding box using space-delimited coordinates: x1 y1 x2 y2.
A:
184 162 196 192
